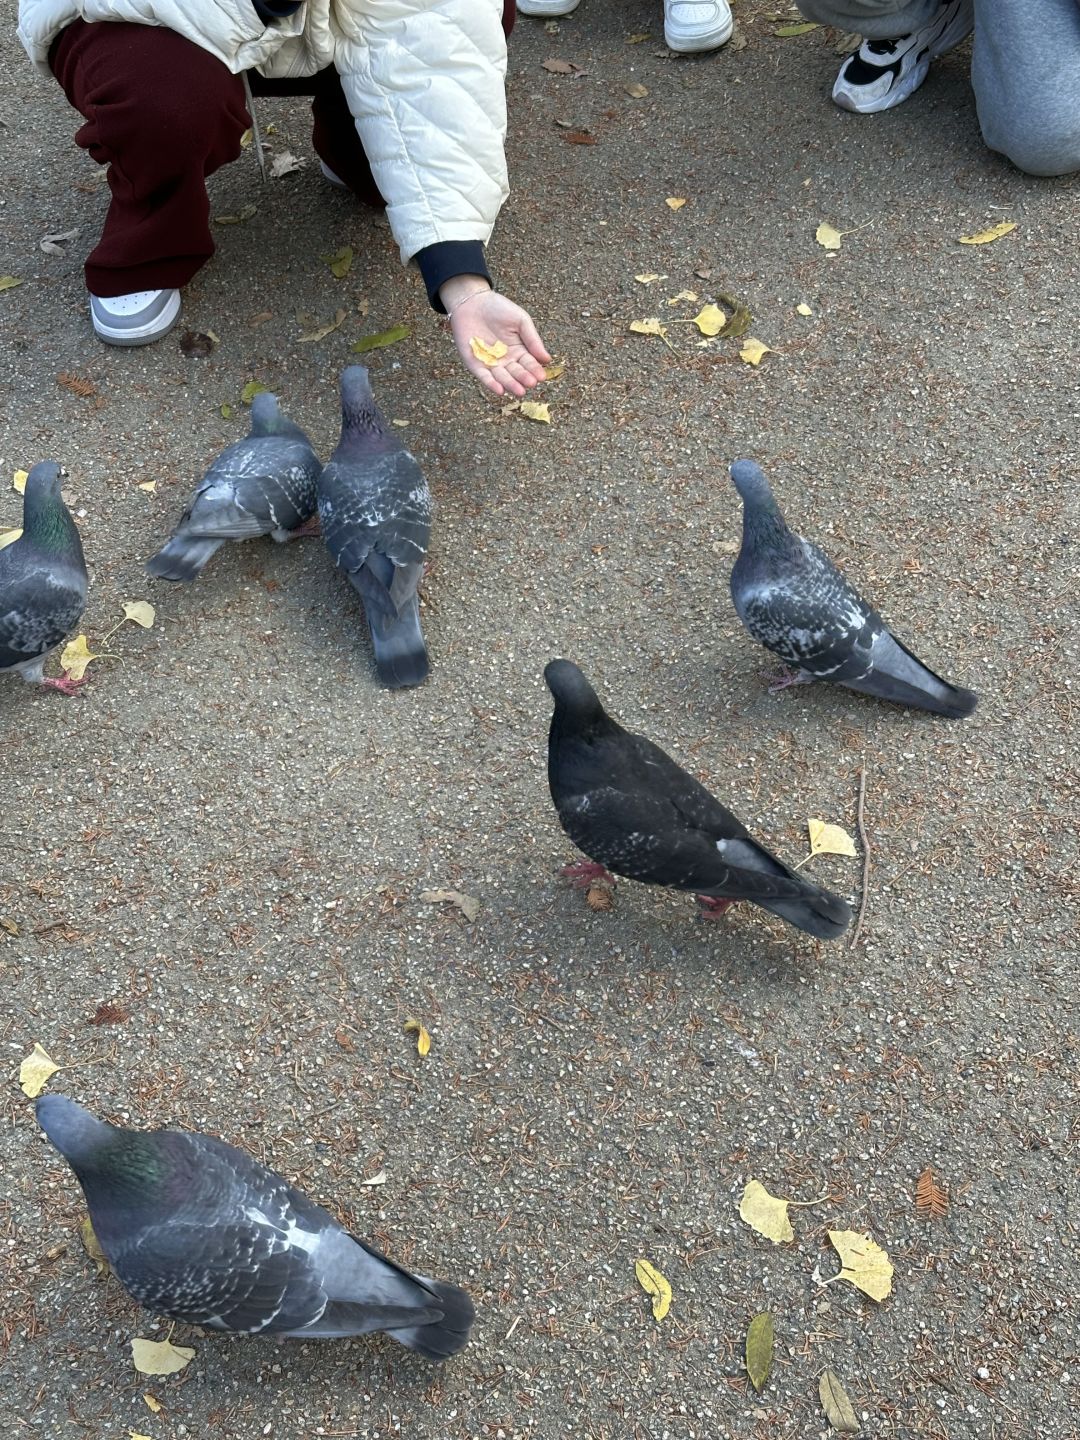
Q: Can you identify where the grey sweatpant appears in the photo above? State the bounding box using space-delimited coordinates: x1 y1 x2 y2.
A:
795 0 1080 175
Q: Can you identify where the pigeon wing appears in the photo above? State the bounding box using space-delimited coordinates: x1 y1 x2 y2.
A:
179 439 319 540
0 549 86 668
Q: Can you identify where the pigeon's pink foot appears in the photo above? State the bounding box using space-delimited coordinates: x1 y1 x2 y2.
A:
766 667 813 694
560 859 616 890
287 516 321 540
40 675 86 697
697 895 737 920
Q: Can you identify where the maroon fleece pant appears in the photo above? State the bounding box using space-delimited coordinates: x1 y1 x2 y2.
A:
49 4 516 298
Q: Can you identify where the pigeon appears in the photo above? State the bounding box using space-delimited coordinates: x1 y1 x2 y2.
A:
36 1093 474 1360
146 392 321 582
0 461 88 696
318 366 432 688
729 459 977 719
544 659 851 939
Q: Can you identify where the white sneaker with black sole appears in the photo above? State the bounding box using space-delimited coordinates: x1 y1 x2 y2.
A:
90 288 181 347
832 0 974 114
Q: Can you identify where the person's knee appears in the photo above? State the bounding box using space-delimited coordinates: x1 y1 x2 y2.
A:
982 108 1080 177
795 0 905 22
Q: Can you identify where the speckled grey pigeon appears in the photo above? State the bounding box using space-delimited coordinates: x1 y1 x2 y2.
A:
729 459 977 719
36 1094 474 1360
0 461 88 696
545 660 851 939
318 366 432 689
146 392 321 582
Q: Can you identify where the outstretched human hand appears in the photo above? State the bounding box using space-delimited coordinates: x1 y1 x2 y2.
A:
444 284 551 398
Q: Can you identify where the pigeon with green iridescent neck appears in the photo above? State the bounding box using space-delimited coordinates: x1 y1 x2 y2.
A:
729 459 977 718
36 1094 474 1360
0 462 88 695
146 392 322 582
318 366 432 688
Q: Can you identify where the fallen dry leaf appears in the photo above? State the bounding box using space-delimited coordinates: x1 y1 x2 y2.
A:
131 1337 195 1377
820 1369 860 1433
40 228 79 255
562 130 597 145
691 302 727 336
89 1001 130 1026
714 291 753 338
351 323 410 355
746 1311 774 1392
739 1178 794 1244
915 1167 949 1221
321 246 354 279
214 203 258 226
543 359 566 381
634 273 667 285
519 401 551 424
269 150 305 179
20 1043 60 1098
808 818 857 857
634 1258 671 1321
122 601 156 630
625 82 648 98
419 888 480 922
834 30 861 55
60 635 98 682
774 20 819 34
360 1170 387 1187
13 469 28 494
542 57 584 75
739 337 772 366
240 128 253 149
469 336 509 366
815 222 844 250
130 1431 154 1440
629 317 667 337
138 481 157 494
240 380 269 405
665 196 687 210
143 1394 163 1414
796 302 814 316
626 31 651 43
79 1217 110 1276
179 330 216 358
585 883 614 911
403 1018 432 1057
666 289 698 305
0 276 22 292
958 221 1016 245
298 308 347 343
57 371 97 399
826 1230 894 1302
0 528 22 550
0 915 20 935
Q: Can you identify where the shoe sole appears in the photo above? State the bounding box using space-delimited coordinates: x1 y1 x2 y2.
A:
834 56 930 113
665 15 734 53
92 289 182 347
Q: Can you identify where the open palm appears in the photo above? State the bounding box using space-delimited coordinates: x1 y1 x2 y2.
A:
449 290 551 398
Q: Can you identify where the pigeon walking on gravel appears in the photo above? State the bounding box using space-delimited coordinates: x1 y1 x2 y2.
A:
0 461 88 696
36 1093 474 1360
146 392 321 582
729 459 977 719
318 366 432 688
544 660 851 939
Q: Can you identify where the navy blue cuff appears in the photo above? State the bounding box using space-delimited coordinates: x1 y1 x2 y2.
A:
415 241 492 313
252 0 302 20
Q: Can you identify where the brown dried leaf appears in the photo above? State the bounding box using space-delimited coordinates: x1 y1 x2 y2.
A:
585 884 614 911
79 1217 111 1276
915 1167 949 1220
419 888 480 922
542 58 584 75
624 82 648 98
88 1001 130 1026
562 130 597 146
57 371 97 399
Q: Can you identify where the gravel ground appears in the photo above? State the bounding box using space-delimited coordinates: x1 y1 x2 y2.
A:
1 3 1077 1438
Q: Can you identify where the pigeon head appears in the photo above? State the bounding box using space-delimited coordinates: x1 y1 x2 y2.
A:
248 392 309 444
20 461 80 552
729 459 775 506
24 461 65 501
36 1094 114 1171
338 365 392 448
729 458 800 560
544 660 607 721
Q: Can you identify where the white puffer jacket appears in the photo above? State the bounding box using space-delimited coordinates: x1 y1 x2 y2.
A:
17 0 509 264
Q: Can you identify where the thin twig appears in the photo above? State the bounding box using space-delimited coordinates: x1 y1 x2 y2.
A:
849 764 870 948
242 73 268 186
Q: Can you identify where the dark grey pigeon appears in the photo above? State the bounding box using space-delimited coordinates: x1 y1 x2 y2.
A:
147 392 321 582
545 660 851 940
318 366 432 688
729 459 977 719
36 1093 474 1360
0 461 88 696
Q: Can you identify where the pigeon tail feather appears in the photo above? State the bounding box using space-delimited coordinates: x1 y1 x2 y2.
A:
146 536 225 582
846 632 978 719
382 1279 475 1360
367 594 429 688
758 887 852 940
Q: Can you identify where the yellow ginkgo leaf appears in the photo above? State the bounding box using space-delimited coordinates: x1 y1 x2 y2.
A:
815 222 843 250
19 1042 60 1098
634 273 666 285
469 336 508 366
13 469 28 494
958 221 1016 246
137 481 157 493
629 318 667 337
143 1395 163 1414
665 197 687 210
826 1230 894 1302
808 818 857 858
739 337 772 366
404 1018 431 1057
122 601 156 630
796 302 813 316
131 1337 195 1376
519 401 551 424
129 1431 154 1440
634 1258 672 1321
543 359 566 381
691 303 727 337
60 635 98 681
0 527 22 551
739 1178 793 1243
666 289 698 306
79 1217 111 1276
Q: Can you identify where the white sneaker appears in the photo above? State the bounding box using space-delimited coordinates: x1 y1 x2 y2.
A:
517 0 580 14
90 288 181 347
664 0 733 53
833 0 974 113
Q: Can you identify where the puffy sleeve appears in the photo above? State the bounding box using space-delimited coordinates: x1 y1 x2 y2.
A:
334 0 510 264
